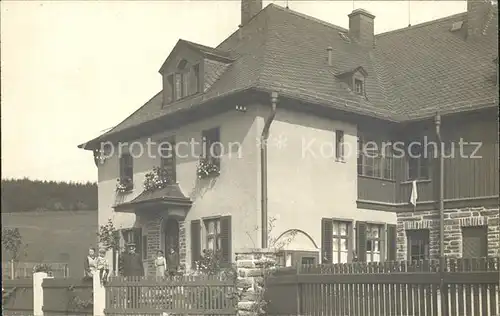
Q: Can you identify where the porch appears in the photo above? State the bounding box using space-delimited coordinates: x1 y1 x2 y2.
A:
114 183 192 275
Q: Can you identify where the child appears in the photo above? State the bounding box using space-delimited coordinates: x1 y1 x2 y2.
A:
154 250 167 277
96 248 110 285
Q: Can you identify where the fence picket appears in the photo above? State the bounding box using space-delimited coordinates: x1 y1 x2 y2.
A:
265 257 499 316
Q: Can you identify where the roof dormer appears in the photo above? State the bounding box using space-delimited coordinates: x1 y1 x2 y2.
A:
159 39 234 107
335 66 368 98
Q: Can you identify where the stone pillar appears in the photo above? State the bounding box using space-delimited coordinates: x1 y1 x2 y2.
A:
179 220 186 269
33 272 52 316
93 271 105 316
235 248 277 316
146 218 161 275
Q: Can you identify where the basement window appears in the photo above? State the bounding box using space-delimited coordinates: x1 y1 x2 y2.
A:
354 79 364 95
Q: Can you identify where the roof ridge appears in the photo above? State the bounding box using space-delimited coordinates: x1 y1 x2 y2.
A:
376 12 466 37
268 3 348 33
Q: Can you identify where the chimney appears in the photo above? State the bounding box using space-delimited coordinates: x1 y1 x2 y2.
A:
465 0 493 37
348 9 375 47
241 0 262 26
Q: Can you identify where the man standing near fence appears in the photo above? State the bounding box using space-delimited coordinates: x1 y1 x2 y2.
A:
121 243 144 308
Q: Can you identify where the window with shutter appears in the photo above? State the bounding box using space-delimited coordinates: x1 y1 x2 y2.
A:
191 220 201 267
321 218 333 264
386 224 397 261
220 216 232 264
160 136 176 182
119 153 133 182
462 226 488 258
332 220 351 263
202 127 221 168
366 224 383 262
356 221 367 262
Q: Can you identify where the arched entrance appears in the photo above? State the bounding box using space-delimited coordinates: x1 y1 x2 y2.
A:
163 218 180 257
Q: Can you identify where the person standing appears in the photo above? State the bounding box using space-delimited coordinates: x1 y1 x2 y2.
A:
121 243 144 308
83 247 97 279
166 248 179 277
154 250 167 277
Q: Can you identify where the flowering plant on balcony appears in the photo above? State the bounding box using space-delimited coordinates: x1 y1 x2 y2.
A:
196 156 220 179
116 177 133 193
143 166 174 192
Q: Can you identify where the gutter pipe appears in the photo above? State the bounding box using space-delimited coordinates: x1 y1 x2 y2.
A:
435 112 446 316
261 91 278 248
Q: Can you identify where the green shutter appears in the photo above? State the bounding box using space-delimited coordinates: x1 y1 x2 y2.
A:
321 218 333 263
220 216 232 265
356 221 367 262
191 220 201 267
133 228 142 258
387 224 397 261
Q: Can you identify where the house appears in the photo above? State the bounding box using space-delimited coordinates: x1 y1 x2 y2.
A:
78 0 498 274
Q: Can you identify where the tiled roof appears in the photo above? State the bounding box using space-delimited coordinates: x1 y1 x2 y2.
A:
114 183 191 210
81 3 498 147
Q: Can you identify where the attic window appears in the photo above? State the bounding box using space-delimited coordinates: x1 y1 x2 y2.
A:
177 59 188 70
354 79 364 95
339 32 350 43
450 21 463 32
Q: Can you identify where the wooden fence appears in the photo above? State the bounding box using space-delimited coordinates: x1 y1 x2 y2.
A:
2 261 69 279
104 275 237 315
42 277 93 316
2 278 34 315
266 257 500 316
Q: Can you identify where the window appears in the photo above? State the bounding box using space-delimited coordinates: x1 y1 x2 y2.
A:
332 221 351 263
119 153 133 182
168 61 200 103
202 127 221 168
366 224 383 262
462 226 488 258
407 143 430 180
193 64 200 93
174 73 182 101
354 79 364 95
204 218 221 251
335 130 345 161
301 257 316 265
357 135 394 180
159 136 176 182
406 229 429 261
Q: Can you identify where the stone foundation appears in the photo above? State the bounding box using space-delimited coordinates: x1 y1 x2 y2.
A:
235 249 278 316
396 206 499 260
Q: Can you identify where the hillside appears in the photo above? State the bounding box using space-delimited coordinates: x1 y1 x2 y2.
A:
1 210 98 277
1 178 97 213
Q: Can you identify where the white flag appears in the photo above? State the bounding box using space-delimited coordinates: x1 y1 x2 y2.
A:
409 180 418 206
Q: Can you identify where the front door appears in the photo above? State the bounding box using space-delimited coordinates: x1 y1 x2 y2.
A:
164 218 180 256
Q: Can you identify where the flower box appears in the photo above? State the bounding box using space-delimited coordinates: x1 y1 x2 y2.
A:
116 177 133 193
196 157 220 179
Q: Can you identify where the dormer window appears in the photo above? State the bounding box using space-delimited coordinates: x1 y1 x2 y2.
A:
168 59 201 102
354 79 364 95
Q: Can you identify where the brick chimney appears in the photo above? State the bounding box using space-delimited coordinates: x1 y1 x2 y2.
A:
241 0 262 26
348 9 375 47
465 0 494 37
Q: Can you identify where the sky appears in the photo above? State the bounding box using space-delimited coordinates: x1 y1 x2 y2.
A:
1 1 467 183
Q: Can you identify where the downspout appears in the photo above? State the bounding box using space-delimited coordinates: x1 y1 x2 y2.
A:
435 112 444 258
435 112 446 316
261 91 279 248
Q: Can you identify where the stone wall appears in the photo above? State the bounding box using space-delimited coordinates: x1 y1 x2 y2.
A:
396 206 499 260
235 249 277 316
